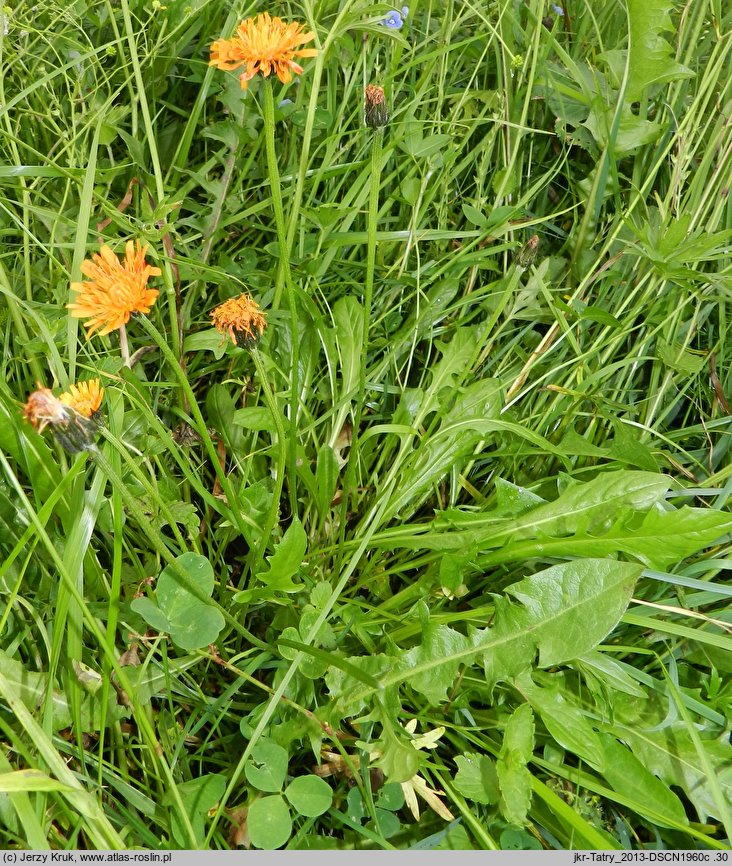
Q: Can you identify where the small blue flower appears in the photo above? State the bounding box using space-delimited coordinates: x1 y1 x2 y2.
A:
551 4 565 15
381 10 404 29
401 6 410 17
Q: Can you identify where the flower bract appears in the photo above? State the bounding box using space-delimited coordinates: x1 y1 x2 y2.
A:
209 13 318 91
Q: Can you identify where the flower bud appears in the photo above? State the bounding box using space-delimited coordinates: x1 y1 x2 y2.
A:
364 85 389 130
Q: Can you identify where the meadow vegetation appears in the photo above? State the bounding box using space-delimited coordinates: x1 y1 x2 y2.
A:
0 0 731 851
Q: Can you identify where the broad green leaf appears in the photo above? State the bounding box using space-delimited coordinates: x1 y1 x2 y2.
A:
299 605 336 650
245 741 289 793
497 704 534 826
400 620 473 704
524 681 605 769
315 445 339 519
583 105 663 154
439 547 473 596
232 406 276 431
493 477 546 517
129 597 170 633
256 517 307 591
485 505 732 570
166 774 226 848
462 203 488 227
626 0 694 101
326 654 400 716
499 471 670 546
346 787 366 822
206 384 242 451
657 342 707 376
418 328 478 418
372 808 401 839
333 296 363 401
140 553 225 651
607 419 658 472
597 734 687 828
0 650 72 730
247 795 292 849
284 775 333 817
380 470 670 551
183 328 227 358
376 783 405 812
387 379 501 518
612 723 732 822
342 560 640 710
500 828 542 850
575 652 647 699
483 559 641 685
454 753 500 805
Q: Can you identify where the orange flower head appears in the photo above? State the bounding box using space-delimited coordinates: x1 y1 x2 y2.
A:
59 379 104 419
67 240 161 338
23 388 71 433
210 293 267 349
209 13 318 90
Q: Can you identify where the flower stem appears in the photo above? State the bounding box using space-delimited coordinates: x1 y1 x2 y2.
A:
250 346 287 575
261 79 299 516
341 128 384 519
137 314 253 547
118 324 130 367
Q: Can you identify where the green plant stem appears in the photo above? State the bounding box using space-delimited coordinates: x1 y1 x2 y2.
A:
261 79 299 516
363 130 384 399
250 346 287 576
340 129 384 535
118 0 180 363
137 314 253 546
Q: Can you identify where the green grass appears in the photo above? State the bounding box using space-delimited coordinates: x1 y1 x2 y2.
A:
1 0 731 851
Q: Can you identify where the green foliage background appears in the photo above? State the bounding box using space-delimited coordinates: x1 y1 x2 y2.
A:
0 0 731 851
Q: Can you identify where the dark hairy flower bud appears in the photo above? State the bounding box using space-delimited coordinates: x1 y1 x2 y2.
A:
364 85 389 130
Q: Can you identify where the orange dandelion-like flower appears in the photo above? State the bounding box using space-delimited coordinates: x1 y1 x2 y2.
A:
209 12 319 91
59 379 104 419
67 241 161 337
210 293 267 349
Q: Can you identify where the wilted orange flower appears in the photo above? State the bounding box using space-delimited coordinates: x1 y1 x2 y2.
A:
210 293 267 349
67 241 161 337
22 388 71 433
22 387 99 453
59 379 104 418
209 12 318 90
